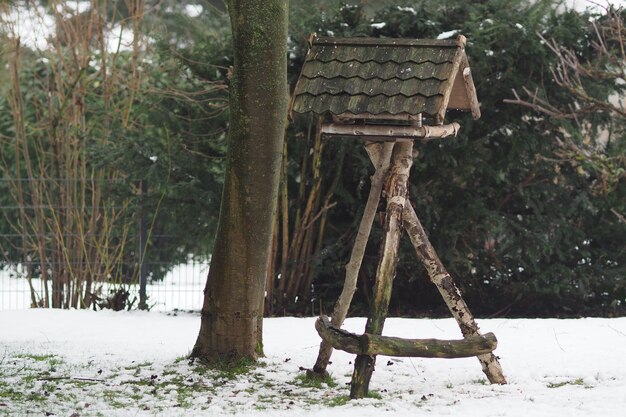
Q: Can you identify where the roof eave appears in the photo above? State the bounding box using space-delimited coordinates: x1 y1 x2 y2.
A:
435 42 465 123
460 54 481 119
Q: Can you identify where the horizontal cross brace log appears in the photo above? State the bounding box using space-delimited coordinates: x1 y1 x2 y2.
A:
315 315 497 358
320 122 460 141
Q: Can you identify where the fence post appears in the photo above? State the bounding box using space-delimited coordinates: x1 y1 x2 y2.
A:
138 180 149 310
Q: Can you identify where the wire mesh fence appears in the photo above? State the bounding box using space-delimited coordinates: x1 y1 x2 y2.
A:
0 258 208 312
0 245 209 311
0 177 208 312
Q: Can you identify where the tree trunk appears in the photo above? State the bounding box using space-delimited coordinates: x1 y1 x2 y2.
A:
192 0 288 362
351 141 413 399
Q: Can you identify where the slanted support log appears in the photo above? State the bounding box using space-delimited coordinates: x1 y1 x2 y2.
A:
311 141 395 377
350 141 413 399
403 203 507 384
315 316 497 358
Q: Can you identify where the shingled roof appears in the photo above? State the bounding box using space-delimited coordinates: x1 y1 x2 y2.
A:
290 36 480 123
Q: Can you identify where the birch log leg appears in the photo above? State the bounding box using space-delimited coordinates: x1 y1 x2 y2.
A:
311 141 395 377
350 141 413 399
403 203 507 384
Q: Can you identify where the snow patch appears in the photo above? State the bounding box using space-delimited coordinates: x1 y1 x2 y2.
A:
1 4 55 50
185 4 204 18
436 29 460 40
397 6 417 15
56 1 92 16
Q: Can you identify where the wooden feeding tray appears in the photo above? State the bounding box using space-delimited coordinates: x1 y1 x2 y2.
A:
290 35 480 141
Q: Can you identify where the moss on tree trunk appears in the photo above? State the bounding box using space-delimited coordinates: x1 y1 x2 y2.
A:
192 0 288 362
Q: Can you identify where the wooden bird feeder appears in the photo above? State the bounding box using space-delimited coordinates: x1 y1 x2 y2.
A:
290 35 506 399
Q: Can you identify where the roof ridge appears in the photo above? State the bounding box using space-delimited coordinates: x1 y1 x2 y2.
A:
313 36 464 48
296 92 445 100
299 74 450 82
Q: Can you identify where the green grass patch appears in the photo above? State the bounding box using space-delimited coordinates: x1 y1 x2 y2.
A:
547 378 585 389
66 379 97 389
175 381 210 408
257 394 277 404
471 378 488 385
124 361 153 371
118 364 214 410
25 390 48 403
15 353 57 362
129 392 144 402
294 372 338 389
367 390 383 400
197 357 258 379
102 389 123 403
0 386 25 402
327 395 350 407
121 379 158 387
14 353 64 371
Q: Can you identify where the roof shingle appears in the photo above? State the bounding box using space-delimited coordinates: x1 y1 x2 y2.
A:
291 36 480 121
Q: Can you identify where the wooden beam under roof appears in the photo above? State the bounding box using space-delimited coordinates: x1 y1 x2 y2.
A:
321 121 460 141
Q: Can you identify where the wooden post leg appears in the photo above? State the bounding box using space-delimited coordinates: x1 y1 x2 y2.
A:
350 141 413 399
310 142 395 377
403 203 507 384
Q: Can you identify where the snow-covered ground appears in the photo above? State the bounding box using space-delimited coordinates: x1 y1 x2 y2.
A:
1 310 625 416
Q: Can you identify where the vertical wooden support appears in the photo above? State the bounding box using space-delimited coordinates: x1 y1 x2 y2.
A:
350 141 413 399
311 142 395 377
402 204 507 384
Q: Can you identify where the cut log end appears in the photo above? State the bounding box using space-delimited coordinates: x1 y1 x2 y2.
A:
315 315 498 359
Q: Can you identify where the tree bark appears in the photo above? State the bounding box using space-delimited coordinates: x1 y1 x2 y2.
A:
315 315 497 358
320 122 460 141
192 0 288 362
403 203 507 384
311 141 394 376
351 141 413 399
